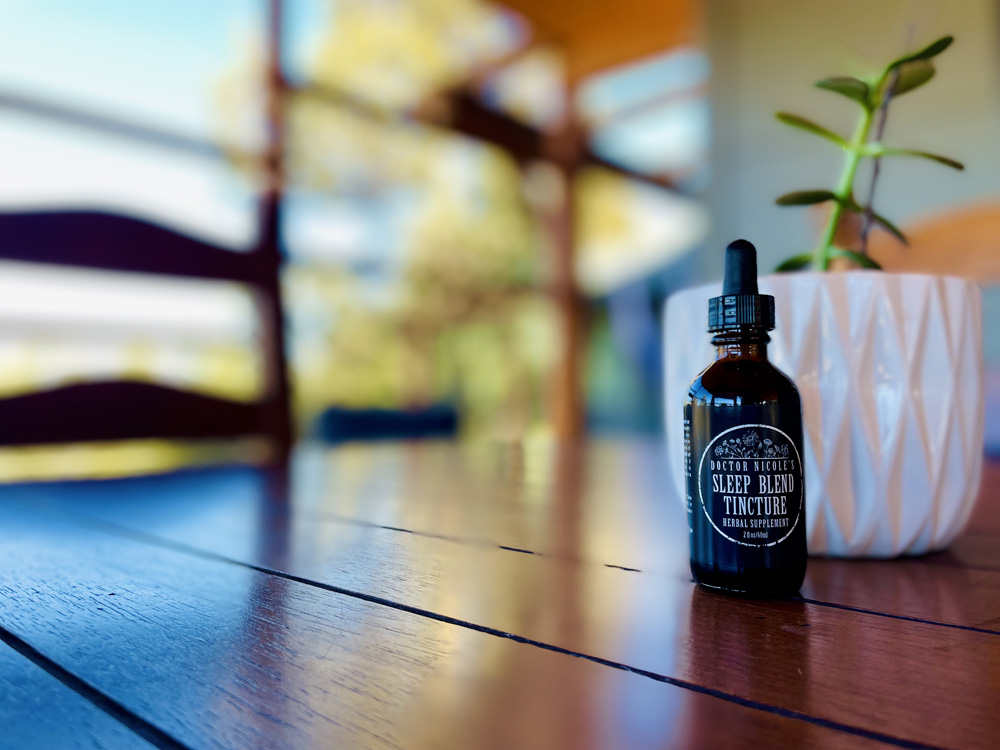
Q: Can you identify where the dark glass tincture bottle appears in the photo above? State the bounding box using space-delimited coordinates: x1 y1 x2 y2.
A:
684 239 806 597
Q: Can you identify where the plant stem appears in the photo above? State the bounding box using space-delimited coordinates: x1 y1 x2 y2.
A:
860 68 899 255
814 107 875 269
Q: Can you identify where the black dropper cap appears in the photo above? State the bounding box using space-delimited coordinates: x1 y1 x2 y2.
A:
708 239 775 332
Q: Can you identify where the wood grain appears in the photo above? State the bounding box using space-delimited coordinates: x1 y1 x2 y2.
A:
940 535 1000 570
0 502 890 750
7 446 1000 749
0 639 154 749
801 557 1000 632
27 445 1000 633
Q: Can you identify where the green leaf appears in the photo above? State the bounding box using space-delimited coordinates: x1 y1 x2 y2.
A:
887 35 954 70
890 60 936 97
815 76 870 106
881 148 964 170
775 253 814 272
776 190 838 206
831 248 883 269
838 200 908 245
775 113 848 147
870 212 908 245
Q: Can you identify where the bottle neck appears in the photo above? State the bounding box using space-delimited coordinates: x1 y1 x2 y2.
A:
711 329 770 361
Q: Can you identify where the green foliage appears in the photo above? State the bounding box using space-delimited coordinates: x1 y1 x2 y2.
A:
867 211 908 245
874 147 964 170
217 0 562 436
831 248 882 269
814 77 869 106
774 35 960 270
886 35 953 68
774 113 847 146
774 253 814 272
775 190 837 206
891 60 935 96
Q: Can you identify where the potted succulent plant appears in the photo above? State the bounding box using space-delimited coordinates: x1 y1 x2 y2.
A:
664 37 984 557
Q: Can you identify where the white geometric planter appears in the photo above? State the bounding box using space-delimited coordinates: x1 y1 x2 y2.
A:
664 271 984 557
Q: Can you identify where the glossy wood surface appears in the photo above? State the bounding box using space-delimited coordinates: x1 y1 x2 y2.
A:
1 441 998 749
0 640 155 749
0 500 890 750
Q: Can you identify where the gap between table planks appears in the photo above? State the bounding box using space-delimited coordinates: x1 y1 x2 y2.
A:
3 442 999 750
17 443 1000 634
0 634 159 749
0 501 899 750
23 497 1000 750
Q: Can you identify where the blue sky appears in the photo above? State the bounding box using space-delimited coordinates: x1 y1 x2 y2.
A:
0 0 289 245
0 0 261 135
0 0 708 284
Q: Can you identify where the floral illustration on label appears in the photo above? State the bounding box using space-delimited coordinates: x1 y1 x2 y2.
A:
698 424 803 547
713 431 790 459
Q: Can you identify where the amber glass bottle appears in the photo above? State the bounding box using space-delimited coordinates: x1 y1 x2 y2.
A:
684 240 807 597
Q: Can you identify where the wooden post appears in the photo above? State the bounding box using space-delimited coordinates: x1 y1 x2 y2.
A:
542 105 586 439
258 0 293 457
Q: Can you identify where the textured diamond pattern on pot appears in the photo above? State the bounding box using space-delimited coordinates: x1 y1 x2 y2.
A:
821 279 853 547
849 407 879 550
873 279 907 453
845 275 881 550
958 291 984 461
816 280 850 474
935 417 967 543
802 436 825 548
918 280 953 467
897 404 935 552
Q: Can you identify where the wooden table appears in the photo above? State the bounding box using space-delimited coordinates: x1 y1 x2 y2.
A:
1 440 998 749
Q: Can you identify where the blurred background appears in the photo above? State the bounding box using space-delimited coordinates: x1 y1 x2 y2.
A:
0 0 996 479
